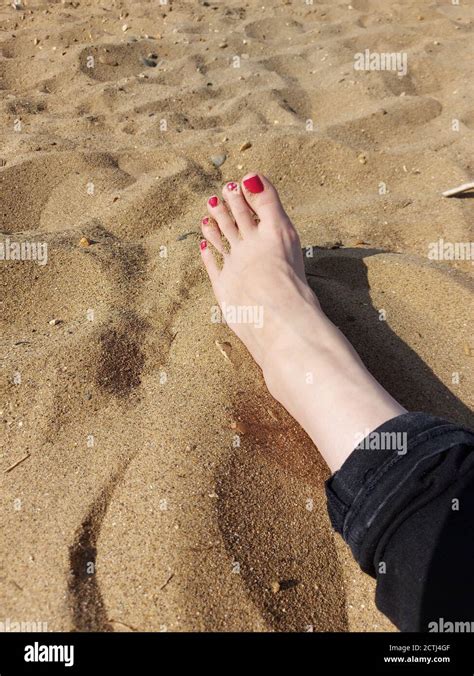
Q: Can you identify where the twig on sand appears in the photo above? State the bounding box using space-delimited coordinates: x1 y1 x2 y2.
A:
108 619 138 632
0 576 23 591
4 452 30 473
159 573 174 591
442 182 474 197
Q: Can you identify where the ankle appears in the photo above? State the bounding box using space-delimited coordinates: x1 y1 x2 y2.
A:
260 308 339 394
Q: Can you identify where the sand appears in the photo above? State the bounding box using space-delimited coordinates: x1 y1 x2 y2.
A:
0 0 473 632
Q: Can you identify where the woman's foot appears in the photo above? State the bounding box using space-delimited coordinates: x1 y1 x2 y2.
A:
201 174 322 369
200 173 406 471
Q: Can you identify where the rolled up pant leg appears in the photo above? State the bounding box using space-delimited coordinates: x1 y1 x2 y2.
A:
325 412 474 632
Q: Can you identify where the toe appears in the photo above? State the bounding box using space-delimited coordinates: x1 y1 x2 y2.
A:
207 195 239 244
241 173 291 227
222 181 256 236
199 239 220 285
201 216 226 254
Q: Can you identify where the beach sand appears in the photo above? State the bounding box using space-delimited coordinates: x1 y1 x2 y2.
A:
0 0 472 632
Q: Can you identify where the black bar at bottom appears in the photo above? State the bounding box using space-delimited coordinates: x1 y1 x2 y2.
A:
0 632 472 674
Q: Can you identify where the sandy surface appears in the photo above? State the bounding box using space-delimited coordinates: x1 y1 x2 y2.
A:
0 0 473 632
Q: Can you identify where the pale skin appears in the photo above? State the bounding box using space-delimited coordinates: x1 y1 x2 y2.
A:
200 173 406 473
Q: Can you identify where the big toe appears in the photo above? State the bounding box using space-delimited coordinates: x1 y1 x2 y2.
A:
241 173 290 226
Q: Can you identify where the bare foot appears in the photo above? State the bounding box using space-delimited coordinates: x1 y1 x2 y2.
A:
201 174 321 368
200 173 406 471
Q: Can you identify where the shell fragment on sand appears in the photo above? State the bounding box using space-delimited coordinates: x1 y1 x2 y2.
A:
442 182 474 197
215 340 232 362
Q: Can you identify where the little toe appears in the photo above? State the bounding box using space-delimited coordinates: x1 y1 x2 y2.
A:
199 239 220 285
201 216 226 254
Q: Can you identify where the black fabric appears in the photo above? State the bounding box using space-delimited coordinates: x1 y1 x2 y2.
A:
325 412 474 632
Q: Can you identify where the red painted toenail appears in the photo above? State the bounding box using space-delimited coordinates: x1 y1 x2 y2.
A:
243 175 264 193
208 196 219 207
227 182 238 191
200 240 208 250
202 217 209 225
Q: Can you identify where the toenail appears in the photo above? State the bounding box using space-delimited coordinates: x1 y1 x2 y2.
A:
227 182 238 191
208 196 219 207
202 217 209 225
200 240 208 250
243 175 264 193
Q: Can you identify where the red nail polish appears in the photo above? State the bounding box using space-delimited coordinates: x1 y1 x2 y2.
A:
202 217 209 225
243 175 264 193
208 196 219 207
227 182 238 191
200 240 207 250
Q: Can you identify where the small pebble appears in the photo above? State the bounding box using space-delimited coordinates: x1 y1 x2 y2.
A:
141 57 157 67
271 581 280 594
122 24 129 32
79 237 92 247
99 56 119 66
211 154 226 168
358 153 367 164
230 420 248 435
240 141 252 152
49 319 61 326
